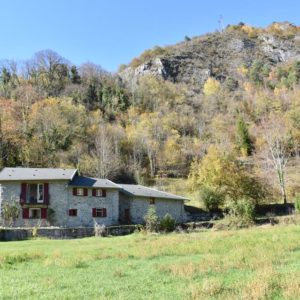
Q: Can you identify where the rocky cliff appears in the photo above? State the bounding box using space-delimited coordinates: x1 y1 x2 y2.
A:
119 22 300 88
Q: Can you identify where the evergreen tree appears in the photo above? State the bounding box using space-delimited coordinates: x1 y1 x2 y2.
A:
236 116 253 156
70 66 81 84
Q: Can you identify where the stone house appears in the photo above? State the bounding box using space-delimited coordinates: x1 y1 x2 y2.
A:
0 168 187 227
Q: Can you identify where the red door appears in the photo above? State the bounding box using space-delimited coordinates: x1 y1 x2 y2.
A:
124 209 130 223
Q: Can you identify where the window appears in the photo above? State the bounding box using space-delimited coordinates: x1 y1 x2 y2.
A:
69 209 77 217
92 188 106 197
95 189 103 197
77 188 84 196
29 208 41 219
27 183 44 204
73 188 87 196
150 198 155 205
93 208 107 217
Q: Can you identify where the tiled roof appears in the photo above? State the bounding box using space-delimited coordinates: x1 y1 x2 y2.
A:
69 176 120 189
119 184 188 201
0 168 77 181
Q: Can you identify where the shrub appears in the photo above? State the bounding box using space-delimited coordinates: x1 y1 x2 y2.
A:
294 194 300 212
94 222 106 237
225 198 255 228
160 213 176 232
144 206 159 232
200 186 225 212
2 202 20 226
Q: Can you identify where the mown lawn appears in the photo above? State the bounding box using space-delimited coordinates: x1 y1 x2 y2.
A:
1 225 300 300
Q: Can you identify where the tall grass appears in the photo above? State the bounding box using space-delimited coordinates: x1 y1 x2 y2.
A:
1 225 300 299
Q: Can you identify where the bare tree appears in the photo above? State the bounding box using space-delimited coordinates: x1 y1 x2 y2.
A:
91 124 122 179
261 116 293 204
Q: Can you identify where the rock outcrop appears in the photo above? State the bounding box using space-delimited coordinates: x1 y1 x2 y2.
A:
119 23 300 88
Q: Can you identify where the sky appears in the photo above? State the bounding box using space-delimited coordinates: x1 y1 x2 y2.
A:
0 0 299 72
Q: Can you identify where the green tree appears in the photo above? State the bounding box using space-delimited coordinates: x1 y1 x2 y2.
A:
144 206 159 232
188 146 266 204
235 116 253 156
70 65 81 84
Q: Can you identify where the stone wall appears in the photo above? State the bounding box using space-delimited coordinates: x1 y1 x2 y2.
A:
66 188 119 227
119 193 130 223
0 181 119 227
0 225 137 241
129 196 185 224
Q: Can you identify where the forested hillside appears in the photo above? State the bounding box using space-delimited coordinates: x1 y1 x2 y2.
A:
1 22 300 206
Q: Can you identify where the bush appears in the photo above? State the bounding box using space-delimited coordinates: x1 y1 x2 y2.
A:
2 202 20 226
200 186 225 212
160 214 176 232
144 206 159 232
225 198 255 228
295 194 300 212
94 222 106 237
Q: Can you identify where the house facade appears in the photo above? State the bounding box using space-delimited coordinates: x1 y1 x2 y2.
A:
0 168 187 227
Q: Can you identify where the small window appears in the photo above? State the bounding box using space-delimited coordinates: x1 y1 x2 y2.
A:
77 188 84 196
95 208 107 217
93 188 106 197
150 198 155 205
29 208 41 219
69 209 77 217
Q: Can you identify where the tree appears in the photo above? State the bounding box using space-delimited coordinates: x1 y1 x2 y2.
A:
2 202 20 226
27 97 87 166
188 145 266 204
203 78 220 96
28 49 70 96
235 116 253 156
144 206 159 232
199 186 225 211
70 65 81 84
260 116 292 204
80 122 123 179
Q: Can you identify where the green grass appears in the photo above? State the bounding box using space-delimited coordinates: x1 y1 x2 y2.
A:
1 225 300 299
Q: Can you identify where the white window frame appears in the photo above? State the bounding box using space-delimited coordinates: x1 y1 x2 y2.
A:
77 188 84 196
27 183 44 203
37 183 44 203
95 189 103 197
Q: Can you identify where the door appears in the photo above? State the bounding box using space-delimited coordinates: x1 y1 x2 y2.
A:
124 209 130 223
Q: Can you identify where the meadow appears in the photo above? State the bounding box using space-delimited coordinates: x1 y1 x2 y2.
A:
1 225 300 299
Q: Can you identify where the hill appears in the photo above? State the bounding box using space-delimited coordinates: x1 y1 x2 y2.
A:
119 22 300 90
1 22 300 208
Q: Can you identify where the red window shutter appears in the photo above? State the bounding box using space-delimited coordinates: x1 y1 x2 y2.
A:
92 208 96 217
41 208 47 219
103 208 107 217
102 189 106 197
84 188 88 196
20 183 27 204
92 189 96 197
44 183 49 204
73 188 77 196
22 208 29 219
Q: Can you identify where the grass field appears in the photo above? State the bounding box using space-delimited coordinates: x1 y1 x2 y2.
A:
1 225 300 300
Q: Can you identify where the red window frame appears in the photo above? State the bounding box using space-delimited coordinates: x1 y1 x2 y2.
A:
93 208 107 217
73 188 88 196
